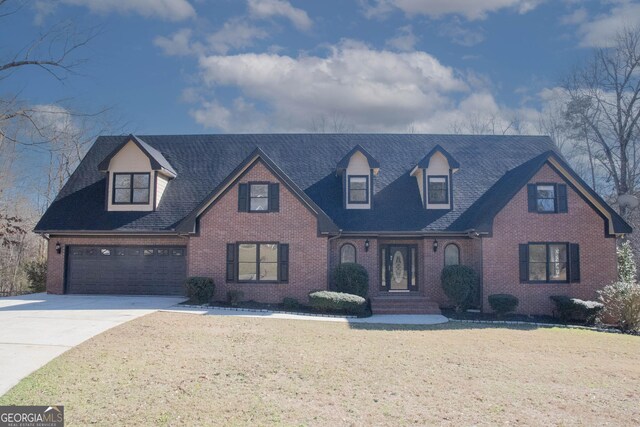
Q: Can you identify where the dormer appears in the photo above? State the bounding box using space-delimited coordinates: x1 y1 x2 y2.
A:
98 135 177 212
336 145 380 210
410 145 459 210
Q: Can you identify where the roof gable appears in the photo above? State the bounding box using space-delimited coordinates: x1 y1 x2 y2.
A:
449 150 631 235
417 144 460 169
175 147 339 234
97 134 177 177
336 144 380 172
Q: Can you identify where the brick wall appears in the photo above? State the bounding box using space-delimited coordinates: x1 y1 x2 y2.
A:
329 236 482 304
46 235 186 294
188 160 328 304
482 164 617 315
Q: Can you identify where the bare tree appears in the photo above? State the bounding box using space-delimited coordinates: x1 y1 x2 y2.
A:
449 111 523 136
562 26 640 219
309 112 355 133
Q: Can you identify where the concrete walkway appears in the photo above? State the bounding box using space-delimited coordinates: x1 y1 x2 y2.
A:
0 293 186 396
164 306 449 325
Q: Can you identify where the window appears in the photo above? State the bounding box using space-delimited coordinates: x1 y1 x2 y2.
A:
249 183 269 211
172 248 184 256
113 173 150 204
237 243 279 282
143 249 154 256
528 183 568 213
340 244 356 263
444 244 460 266
526 243 568 282
536 185 555 212
100 248 111 256
115 248 126 256
428 176 449 204
239 182 279 212
157 249 169 256
348 176 369 203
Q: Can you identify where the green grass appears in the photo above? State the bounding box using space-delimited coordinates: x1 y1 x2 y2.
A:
2 312 639 426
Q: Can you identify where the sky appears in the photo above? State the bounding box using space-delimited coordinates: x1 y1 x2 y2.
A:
3 0 640 135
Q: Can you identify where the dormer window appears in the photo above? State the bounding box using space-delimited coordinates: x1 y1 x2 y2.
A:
411 145 459 211
336 145 380 210
113 173 150 204
348 176 369 204
427 176 449 204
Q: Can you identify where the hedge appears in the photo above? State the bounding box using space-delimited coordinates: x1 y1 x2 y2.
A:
308 291 367 316
550 295 604 325
184 277 215 304
332 263 369 297
488 294 519 317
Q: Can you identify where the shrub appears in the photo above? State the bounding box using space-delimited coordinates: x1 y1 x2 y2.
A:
226 290 244 306
598 281 640 332
332 263 369 297
184 277 215 304
617 240 637 283
308 291 367 316
550 295 604 325
23 259 47 293
282 297 300 310
488 294 519 317
441 265 479 312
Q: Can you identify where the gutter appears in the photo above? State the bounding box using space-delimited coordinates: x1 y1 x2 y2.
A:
329 229 487 239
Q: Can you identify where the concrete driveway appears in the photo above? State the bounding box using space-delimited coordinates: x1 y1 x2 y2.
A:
0 293 185 396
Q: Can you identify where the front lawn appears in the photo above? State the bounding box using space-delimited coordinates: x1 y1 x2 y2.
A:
2 312 639 426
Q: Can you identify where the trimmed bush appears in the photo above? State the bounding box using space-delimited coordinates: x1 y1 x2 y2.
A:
308 291 367 316
550 295 604 325
226 290 244 306
441 265 480 312
598 281 640 332
282 297 300 310
184 277 215 304
488 294 519 317
332 263 369 297
23 259 47 293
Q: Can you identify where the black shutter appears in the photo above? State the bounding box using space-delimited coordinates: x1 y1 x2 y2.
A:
557 184 568 213
269 183 280 212
519 244 529 282
226 243 236 282
238 183 248 212
527 184 537 212
278 244 289 283
569 243 580 283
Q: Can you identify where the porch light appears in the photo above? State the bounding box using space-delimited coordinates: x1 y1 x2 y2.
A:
432 239 438 253
364 239 370 252
55 242 61 254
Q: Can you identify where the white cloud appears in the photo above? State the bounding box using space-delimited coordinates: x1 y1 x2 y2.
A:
48 0 196 21
208 18 270 54
572 1 640 48
439 18 485 46
248 0 312 30
154 20 268 56
192 40 511 132
385 25 418 51
360 0 544 21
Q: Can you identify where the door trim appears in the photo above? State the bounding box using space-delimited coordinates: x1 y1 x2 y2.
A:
379 244 418 292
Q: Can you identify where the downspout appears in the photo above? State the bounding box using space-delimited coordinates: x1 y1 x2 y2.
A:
326 230 343 291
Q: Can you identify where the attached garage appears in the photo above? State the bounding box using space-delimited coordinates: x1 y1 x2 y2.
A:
66 246 187 295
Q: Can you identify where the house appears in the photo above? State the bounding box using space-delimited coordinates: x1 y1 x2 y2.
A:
35 134 631 315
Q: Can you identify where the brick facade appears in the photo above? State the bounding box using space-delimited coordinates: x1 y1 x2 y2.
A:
187 160 328 304
329 236 482 306
45 235 186 294
45 161 619 317
482 164 617 315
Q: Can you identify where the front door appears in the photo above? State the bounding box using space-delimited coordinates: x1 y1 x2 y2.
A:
381 245 417 292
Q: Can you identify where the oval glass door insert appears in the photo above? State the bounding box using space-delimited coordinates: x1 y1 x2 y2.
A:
392 250 405 284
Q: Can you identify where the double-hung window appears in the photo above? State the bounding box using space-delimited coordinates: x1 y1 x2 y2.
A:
520 242 580 283
527 183 568 213
428 176 449 204
113 173 150 204
348 176 369 203
227 242 289 283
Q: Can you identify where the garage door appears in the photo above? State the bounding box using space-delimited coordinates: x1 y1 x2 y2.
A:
66 246 187 295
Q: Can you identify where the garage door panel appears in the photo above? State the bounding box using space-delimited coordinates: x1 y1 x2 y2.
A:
67 246 187 295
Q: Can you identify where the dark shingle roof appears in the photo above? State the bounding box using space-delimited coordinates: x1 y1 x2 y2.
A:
35 133 629 234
